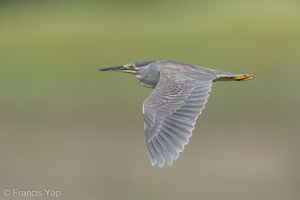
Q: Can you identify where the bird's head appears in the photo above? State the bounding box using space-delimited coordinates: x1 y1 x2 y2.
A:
98 61 154 75
98 60 160 88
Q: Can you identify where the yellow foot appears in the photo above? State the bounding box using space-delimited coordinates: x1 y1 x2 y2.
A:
232 74 254 81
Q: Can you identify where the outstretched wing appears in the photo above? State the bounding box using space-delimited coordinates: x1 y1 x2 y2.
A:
143 73 214 167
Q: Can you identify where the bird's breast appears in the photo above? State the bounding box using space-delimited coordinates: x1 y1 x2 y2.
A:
136 73 159 88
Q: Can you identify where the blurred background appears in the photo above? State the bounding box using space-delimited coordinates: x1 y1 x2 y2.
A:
0 0 299 199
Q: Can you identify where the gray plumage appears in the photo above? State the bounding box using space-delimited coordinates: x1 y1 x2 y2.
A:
99 60 253 167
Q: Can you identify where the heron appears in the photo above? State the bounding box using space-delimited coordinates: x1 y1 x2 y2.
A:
99 59 253 167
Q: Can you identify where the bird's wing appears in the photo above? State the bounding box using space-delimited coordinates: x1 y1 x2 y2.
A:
143 73 213 167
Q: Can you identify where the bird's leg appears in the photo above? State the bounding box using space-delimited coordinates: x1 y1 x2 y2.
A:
232 74 254 81
218 74 254 81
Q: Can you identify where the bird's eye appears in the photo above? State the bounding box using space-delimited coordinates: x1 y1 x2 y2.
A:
126 64 135 69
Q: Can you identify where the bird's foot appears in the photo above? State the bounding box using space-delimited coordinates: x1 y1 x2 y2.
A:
232 74 254 81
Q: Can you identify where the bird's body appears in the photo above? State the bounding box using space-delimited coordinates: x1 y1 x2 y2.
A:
99 60 253 167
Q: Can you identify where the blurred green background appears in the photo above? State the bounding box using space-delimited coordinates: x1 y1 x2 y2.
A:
1 0 299 199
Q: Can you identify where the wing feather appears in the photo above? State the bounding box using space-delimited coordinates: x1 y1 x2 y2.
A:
143 73 213 167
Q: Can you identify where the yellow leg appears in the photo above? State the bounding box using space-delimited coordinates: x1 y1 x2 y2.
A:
218 74 254 81
232 74 254 81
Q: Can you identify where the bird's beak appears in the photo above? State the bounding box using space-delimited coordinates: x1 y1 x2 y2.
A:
98 66 125 72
